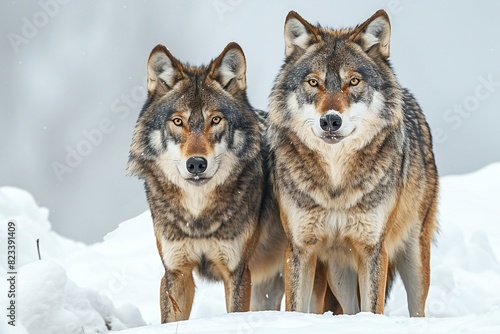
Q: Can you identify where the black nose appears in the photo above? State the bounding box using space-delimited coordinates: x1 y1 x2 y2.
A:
186 156 207 174
319 114 342 132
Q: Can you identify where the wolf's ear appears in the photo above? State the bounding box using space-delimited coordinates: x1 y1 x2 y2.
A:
209 42 247 95
350 10 391 59
284 11 320 58
147 44 184 95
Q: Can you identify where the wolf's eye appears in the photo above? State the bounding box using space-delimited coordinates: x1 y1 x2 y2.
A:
307 79 319 87
211 116 222 125
172 118 183 126
350 78 361 86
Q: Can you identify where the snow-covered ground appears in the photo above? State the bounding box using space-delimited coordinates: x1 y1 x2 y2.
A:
1 163 500 333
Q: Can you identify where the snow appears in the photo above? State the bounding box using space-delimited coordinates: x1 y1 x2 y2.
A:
14 261 144 333
1 163 500 333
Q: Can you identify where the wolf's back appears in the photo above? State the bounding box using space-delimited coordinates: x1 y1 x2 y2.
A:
401 88 439 236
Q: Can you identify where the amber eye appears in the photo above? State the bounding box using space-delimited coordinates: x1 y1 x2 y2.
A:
350 78 360 86
172 118 183 126
307 79 319 87
212 116 222 125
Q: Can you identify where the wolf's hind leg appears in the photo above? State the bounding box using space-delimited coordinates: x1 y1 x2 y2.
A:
250 272 284 311
397 233 430 317
326 263 360 315
309 260 329 314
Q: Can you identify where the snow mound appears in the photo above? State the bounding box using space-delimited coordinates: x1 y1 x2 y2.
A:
0 187 86 268
1 260 145 333
1 163 500 333
16 261 144 333
0 188 146 333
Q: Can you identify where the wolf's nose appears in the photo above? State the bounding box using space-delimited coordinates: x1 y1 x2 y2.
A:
319 114 342 132
186 156 208 174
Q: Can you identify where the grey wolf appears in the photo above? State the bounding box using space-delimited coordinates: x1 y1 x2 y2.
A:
267 10 439 317
128 42 285 322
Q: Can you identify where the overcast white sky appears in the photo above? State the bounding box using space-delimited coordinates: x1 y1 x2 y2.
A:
1 0 499 243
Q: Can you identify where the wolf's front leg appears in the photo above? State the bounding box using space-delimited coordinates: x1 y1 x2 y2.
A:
357 242 388 314
223 262 252 313
160 269 195 323
284 243 317 312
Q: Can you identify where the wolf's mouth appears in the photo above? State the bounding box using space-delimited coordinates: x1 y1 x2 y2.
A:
319 128 354 144
321 134 344 144
186 175 210 186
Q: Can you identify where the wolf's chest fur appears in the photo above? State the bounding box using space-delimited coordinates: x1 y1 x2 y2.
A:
274 127 403 249
147 164 259 241
278 128 400 210
180 184 214 217
146 150 262 278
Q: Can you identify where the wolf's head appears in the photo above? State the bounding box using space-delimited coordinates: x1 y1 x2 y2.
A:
270 10 403 149
129 43 260 186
